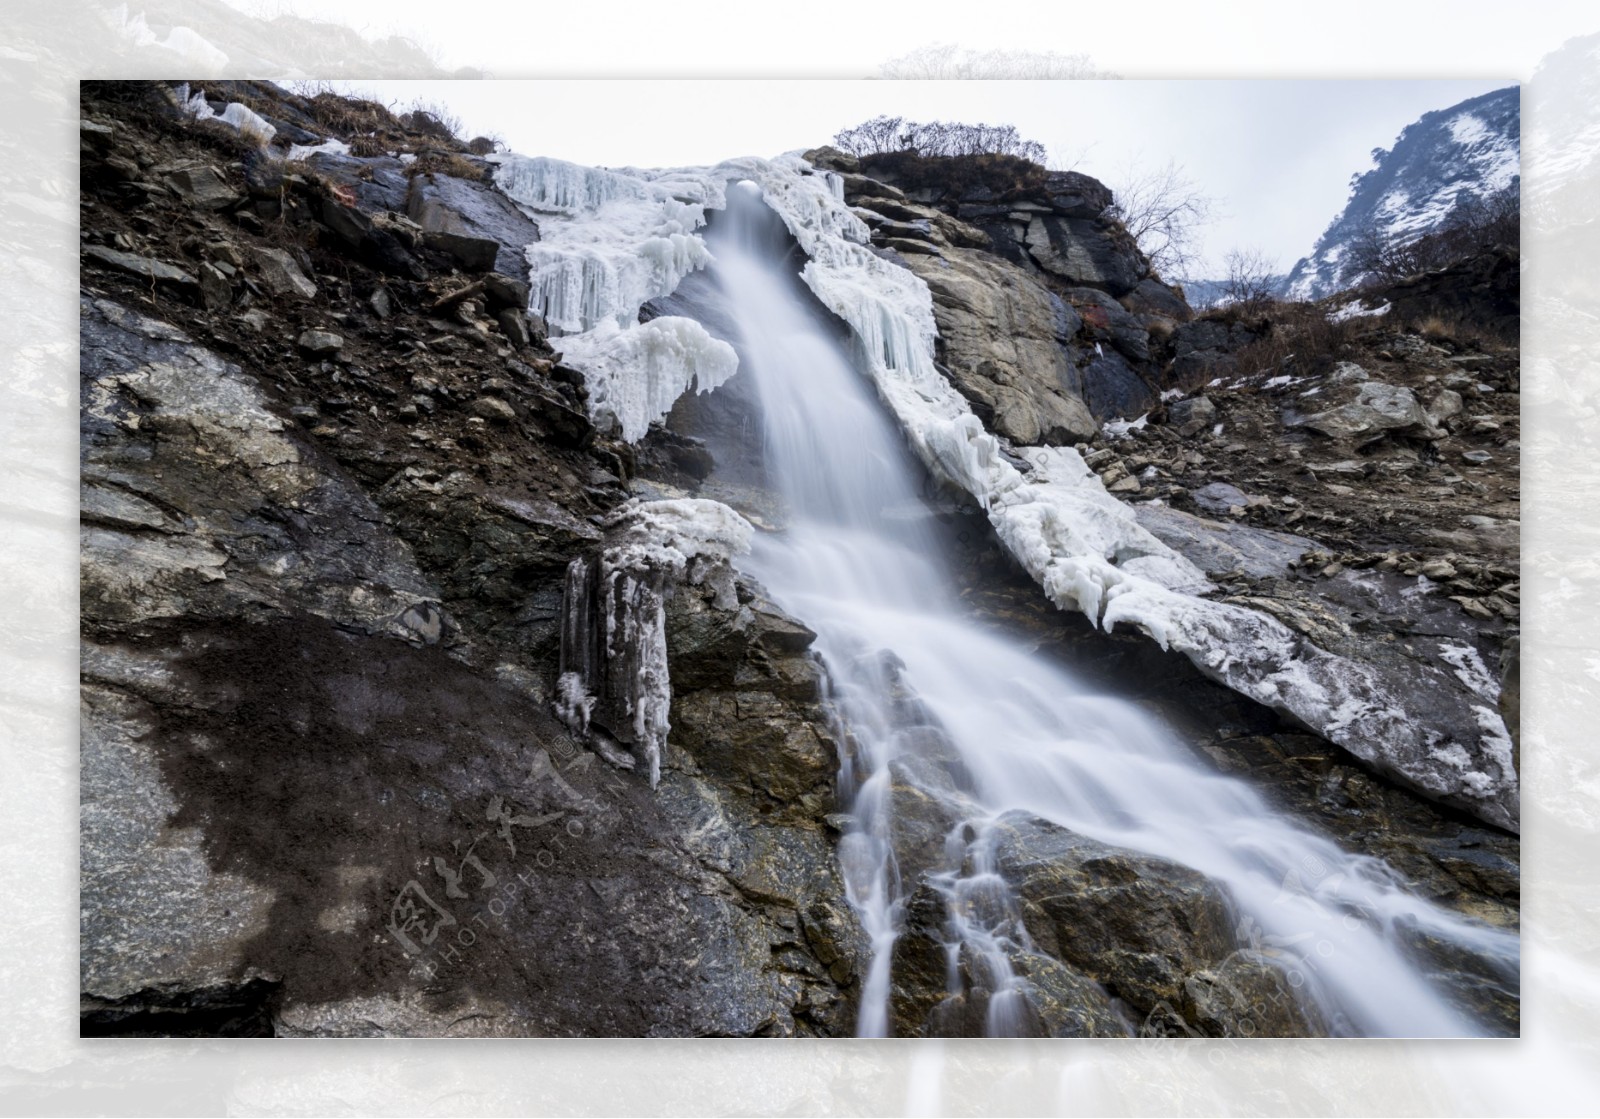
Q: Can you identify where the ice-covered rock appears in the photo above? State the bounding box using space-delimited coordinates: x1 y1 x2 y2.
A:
559 498 753 787
555 317 737 442
498 148 1516 828
739 155 1517 830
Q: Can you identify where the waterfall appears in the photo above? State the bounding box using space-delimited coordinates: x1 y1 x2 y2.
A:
686 180 1516 1038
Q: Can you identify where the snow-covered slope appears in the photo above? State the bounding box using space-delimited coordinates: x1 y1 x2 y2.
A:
1284 86 1520 301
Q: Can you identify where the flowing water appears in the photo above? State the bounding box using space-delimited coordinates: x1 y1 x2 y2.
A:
695 181 1516 1038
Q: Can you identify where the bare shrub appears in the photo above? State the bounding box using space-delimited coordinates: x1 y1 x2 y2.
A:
1223 247 1280 311
879 43 1117 80
1227 302 1357 377
1108 159 1214 279
832 115 1047 164
1348 182 1520 286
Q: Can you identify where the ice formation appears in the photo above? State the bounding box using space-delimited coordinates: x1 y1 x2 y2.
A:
170 83 276 145
558 499 752 787
502 147 1515 824
493 156 739 441
554 318 737 443
731 153 1519 827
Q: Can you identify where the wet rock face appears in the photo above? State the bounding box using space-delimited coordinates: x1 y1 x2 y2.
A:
830 154 1185 427
78 83 865 1037
904 249 1098 445
78 296 865 1038
883 800 1320 1038
992 817 1321 1038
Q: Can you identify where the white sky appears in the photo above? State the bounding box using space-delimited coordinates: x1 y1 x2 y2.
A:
326 77 1513 277
220 0 1596 276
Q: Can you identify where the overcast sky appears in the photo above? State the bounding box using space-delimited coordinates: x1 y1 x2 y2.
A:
327 77 1512 277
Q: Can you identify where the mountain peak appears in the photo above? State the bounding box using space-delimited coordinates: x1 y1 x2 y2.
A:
1284 85 1520 301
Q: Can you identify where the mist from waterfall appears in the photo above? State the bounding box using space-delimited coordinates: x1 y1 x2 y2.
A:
695 180 1516 1038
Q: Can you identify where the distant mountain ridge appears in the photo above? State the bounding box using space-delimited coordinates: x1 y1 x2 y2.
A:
1282 85 1520 301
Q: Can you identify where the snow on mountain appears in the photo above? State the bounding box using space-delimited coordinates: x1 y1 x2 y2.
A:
1283 86 1520 301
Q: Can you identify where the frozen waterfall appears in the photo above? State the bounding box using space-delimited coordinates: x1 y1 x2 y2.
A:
683 179 1517 1038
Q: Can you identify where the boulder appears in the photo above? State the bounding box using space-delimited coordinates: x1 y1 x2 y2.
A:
1291 381 1442 444
296 329 343 357
1168 395 1217 437
197 262 232 310
897 248 1098 445
1120 277 1194 323
1066 287 1150 363
406 173 540 277
83 245 197 289
1070 347 1158 421
253 247 317 300
163 164 241 211
1428 388 1465 425
992 815 1320 1036
1191 481 1255 514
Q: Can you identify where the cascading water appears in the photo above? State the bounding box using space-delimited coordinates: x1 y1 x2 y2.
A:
692 180 1516 1037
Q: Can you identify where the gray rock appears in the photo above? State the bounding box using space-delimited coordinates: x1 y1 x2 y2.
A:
1168 395 1217 437
406 173 540 277
1073 347 1158 421
253 247 317 300
1427 388 1465 425
296 329 343 357
163 164 241 211
1462 449 1493 464
1135 505 1317 577
1065 287 1150 363
1023 213 1145 296
1293 382 1440 444
84 245 197 288
496 308 531 347
484 272 532 312
197 262 232 310
81 118 116 152
1119 277 1193 323
469 395 517 422
994 815 1319 1037
369 286 394 319
1192 481 1253 514
1327 361 1370 385
898 247 1097 445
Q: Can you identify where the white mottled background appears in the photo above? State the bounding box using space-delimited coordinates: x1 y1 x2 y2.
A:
3 1 1598 1114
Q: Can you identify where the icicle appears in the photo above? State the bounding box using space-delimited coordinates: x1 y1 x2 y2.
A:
553 499 753 789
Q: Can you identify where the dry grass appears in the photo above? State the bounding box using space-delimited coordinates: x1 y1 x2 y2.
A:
1404 312 1509 353
1223 302 1358 378
858 150 1048 202
405 151 489 182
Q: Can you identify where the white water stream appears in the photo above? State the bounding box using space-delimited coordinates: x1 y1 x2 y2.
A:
697 181 1516 1038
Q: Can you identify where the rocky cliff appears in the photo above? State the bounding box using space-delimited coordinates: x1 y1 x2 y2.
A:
79 82 864 1037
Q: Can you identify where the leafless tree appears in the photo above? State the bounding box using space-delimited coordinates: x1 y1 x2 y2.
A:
879 43 1118 80
1223 247 1280 309
1108 159 1215 280
832 115 1047 164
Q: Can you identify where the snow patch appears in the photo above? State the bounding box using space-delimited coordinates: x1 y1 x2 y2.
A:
1102 413 1150 439
1449 113 1490 146
171 84 275 146
287 138 351 162
1329 299 1391 323
1438 640 1500 702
